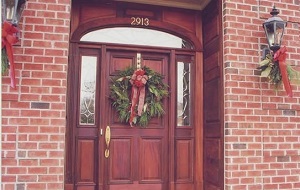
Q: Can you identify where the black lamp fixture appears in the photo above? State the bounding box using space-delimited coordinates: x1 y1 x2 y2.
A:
2 0 26 26
262 5 287 52
259 5 294 98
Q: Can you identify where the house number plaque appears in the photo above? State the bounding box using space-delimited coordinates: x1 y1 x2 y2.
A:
131 17 150 26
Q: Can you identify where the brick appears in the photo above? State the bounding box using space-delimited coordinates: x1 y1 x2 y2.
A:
29 118 50 125
233 143 247 149
19 159 39 166
16 184 25 190
30 87 51 94
18 126 38 133
23 63 44 70
26 183 47 189
28 134 49 141
28 167 47 174
49 167 64 174
39 143 58 149
18 142 38 149
28 151 48 157
40 159 60 166
7 167 27 174
31 102 50 109
47 183 64 189
2 175 17 182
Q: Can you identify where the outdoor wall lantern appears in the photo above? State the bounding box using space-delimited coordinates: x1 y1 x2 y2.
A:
259 6 300 98
1 0 27 88
262 5 287 52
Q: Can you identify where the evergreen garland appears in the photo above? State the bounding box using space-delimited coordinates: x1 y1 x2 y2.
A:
109 66 169 127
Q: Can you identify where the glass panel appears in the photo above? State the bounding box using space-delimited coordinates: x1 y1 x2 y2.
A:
274 22 285 46
177 61 191 126
80 27 193 49
80 56 97 125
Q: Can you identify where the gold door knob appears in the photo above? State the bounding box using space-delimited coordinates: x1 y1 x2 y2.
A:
104 126 110 158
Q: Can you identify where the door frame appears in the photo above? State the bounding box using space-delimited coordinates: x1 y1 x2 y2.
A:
65 2 204 190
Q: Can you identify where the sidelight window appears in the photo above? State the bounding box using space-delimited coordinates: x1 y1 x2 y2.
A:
177 58 192 126
79 56 97 125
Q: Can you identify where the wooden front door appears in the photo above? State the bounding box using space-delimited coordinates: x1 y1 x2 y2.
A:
65 42 198 190
101 50 169 190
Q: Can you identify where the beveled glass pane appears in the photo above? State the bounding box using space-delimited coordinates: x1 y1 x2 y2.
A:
80 56 97 125
80 27 193 49
177 61 191 126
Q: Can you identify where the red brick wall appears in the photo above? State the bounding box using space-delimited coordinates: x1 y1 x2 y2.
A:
224 0 300 189
1 0 70 189
2 0 300 189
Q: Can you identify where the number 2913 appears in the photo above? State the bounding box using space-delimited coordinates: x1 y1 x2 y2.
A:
131 17 150 26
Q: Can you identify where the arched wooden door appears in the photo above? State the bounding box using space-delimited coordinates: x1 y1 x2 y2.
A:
65 2 207 190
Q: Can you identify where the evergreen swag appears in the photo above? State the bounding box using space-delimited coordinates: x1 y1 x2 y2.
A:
258 53 300 89
258 46 300 97
109 66 169 127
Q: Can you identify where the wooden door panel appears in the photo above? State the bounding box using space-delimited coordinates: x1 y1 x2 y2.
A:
147 117 162 127
143 59 164 74
204 78 221 138
77 186 95 190
76 139 96 182
109 183 162 190
175 139 194 182
109 51 136 75
142 54 167 77
204 139 221 185
139 138 163 182
203 0 223 189
76 138 97 188
109 138 133 183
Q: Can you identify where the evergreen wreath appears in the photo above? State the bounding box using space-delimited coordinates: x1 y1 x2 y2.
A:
109 66 169 127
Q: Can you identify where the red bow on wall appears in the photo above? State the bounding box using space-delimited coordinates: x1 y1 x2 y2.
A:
273 46 293 97
2 21 19 88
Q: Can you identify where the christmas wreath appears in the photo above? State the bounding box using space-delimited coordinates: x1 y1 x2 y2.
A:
258 46 300 97
109 66 169 127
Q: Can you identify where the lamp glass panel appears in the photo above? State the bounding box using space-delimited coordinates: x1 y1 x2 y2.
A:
274 22 285 45
4 0 16 21
264 22 275 47
15 0 26 24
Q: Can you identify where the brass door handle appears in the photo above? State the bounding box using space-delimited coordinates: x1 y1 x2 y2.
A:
104 126 111 158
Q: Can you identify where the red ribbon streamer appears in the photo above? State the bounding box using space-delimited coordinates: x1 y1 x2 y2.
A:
129 69 148 126
2 21 19 88
273 46 292 97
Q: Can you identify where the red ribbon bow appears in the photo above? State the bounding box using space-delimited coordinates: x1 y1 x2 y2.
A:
129 69 148 126
273 46 292 97
2 21 19 88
